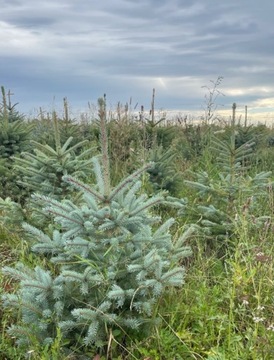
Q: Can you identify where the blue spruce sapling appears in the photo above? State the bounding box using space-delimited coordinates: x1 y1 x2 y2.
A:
2 97 193 355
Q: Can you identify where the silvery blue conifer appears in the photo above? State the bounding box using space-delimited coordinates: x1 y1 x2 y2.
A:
2 97 193 353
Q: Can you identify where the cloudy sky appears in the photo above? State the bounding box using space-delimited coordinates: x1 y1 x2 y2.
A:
1 0 274 120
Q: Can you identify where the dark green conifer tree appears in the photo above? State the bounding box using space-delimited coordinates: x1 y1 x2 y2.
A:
147 145 182 195
185 127 272 250
0 86 32 202
13 111 96 200
0 86 31 158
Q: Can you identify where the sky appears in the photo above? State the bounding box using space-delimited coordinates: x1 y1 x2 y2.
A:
1 0 274 122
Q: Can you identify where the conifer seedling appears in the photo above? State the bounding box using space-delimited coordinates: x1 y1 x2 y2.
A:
2 97 193 356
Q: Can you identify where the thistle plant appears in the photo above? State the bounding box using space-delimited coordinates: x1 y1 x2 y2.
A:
1 97 193 356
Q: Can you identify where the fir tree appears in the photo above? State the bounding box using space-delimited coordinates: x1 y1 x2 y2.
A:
2 97 193 356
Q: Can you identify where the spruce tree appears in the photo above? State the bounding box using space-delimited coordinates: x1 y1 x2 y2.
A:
185 128 272 246
2 97 193 356
147 145 182 195
13 111 96 200
0 86 31 158
31 98 86 149
0 87 32 202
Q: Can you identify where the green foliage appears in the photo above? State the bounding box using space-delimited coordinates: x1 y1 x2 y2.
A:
0 120 32 158
2 92 274 359
234 124 266 150
0 87 33 202
0 197 26 227
153 125 179 149
30 98 89 149
1 101 192 357
108 118 143 182
0 158 27 204
0 86 32 158
147 145 182 195
148 213 274 359
143 122 177 150
2 159 192 354
185 129 273 247
13 114 96 200
210 131 254 175
180 122 204 159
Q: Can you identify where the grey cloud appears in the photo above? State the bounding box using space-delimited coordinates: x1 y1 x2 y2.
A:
206 20 258 36
1 0 274 115
5 16 57 29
